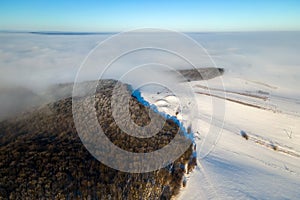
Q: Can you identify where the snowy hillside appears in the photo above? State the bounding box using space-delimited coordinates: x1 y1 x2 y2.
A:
141 73 300 199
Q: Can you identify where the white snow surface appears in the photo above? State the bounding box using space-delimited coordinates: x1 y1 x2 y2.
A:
141 73 300 199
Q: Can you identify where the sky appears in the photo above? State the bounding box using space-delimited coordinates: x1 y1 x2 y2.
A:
0 0 300 32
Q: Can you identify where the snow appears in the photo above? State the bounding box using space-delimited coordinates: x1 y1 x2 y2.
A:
131 88 191 138
141 73 300 199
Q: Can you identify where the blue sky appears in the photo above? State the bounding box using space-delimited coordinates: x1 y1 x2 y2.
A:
0 0 299 32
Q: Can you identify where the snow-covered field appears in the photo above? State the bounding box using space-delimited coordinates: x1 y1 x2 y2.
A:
141 72 300 199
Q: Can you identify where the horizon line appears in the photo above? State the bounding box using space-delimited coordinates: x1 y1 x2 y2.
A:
1 30 300 35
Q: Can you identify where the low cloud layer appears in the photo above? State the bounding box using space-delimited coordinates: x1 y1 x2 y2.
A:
0 31 300 119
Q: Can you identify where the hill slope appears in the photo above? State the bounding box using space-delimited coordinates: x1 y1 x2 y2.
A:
0 79 196 199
